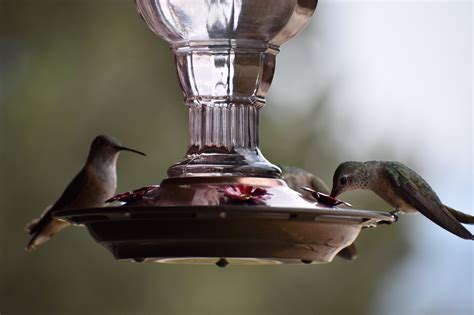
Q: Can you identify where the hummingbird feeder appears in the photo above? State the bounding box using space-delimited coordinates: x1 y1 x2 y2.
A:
54 0 396 266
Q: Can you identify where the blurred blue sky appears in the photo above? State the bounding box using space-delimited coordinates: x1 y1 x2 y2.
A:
272 1 473 314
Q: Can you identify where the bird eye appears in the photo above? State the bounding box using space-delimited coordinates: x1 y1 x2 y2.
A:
339 176 348 185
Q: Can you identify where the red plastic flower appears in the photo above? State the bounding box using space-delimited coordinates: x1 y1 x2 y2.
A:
301 187 352 207
220 185 271 203
106 185 159 203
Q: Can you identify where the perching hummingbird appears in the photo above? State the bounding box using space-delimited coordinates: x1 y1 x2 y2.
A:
25 135 146 251
280 165 359 260
330 161 474 240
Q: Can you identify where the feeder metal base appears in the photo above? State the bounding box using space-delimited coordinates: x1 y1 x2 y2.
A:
54 204 395 265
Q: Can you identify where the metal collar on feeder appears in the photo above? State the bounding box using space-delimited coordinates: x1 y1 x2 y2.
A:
54 0 397 266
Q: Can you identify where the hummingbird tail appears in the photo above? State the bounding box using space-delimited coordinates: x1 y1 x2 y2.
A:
25 205 53 234
25 218 70 251
24 218 40 233
445 206 474 224
26 233 51 251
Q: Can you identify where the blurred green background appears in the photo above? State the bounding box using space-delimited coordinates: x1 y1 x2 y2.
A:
1 1 471 315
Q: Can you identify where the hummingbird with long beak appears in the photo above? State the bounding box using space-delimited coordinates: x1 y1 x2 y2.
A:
280 165 359 260
25 135 146 251
331 161 474 240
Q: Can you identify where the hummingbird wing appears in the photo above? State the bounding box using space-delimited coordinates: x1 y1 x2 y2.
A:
385 163 473 240
28 168 89 237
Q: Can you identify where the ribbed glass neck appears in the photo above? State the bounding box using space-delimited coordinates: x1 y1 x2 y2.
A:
188 104 259 154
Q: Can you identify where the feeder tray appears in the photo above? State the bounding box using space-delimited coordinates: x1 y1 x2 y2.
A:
55 0 397 265
55 205 395 265
55 177 396 265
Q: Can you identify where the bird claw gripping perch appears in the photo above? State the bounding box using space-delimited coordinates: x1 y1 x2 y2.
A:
389 210 399 223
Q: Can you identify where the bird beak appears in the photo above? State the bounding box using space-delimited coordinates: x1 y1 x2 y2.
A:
116 145 147 156
330 186 340 197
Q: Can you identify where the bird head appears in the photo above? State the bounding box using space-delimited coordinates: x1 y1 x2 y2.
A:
330 161 368 197
87 135 146 164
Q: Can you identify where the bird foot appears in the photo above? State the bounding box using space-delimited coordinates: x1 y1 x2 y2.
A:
389 210 399 223
376 210 399 226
